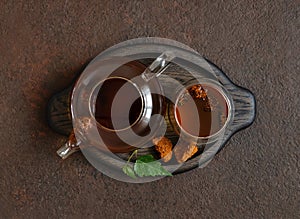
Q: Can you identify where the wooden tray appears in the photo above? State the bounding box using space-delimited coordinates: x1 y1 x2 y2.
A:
47 58 256 180
48 37 254 183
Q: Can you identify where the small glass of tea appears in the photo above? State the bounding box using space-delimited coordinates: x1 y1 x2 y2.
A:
168 78 234 145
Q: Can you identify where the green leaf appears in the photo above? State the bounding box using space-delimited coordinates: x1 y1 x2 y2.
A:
134 155 172 177
122 165 136 179
136 155 156 163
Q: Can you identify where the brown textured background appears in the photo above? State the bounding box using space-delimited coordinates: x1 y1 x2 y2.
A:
0 0 299 218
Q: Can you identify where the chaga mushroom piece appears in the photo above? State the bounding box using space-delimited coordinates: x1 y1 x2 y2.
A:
188 84 208 100
153 137 173 162
174 143 198 163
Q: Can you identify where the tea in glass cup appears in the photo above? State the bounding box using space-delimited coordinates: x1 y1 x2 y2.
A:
169 79 233 145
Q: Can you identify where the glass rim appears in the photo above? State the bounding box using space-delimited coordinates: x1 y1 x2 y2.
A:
88 76 145 132
173 79 233 140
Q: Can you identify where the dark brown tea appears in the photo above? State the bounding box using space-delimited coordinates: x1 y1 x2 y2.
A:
91 61 165 153
95 77 143 130
175 84 228 137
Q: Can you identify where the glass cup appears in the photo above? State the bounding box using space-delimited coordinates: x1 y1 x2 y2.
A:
168 78 234 146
